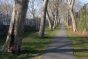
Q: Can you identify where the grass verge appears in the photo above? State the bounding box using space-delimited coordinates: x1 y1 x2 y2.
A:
0 27 59 59
66 28 88 59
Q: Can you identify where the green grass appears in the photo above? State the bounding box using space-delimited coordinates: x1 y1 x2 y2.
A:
74 10 88 31
66 28 88 59
0 27 59 59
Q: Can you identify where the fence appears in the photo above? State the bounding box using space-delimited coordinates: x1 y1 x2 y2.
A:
0 15 41 36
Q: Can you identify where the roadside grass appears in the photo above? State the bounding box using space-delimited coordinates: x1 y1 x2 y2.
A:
75 14 88 32
66 28 88 59
0 27 59 59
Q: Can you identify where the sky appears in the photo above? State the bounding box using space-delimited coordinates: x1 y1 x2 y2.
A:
1 0 88 6
1 0 88 14
72 0 88 12
80 0 88 4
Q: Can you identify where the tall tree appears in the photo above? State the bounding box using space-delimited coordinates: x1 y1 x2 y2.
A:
2 0 29 53
46 10 53 30
47 0 60 30
39 0 49 38
67 0 77 32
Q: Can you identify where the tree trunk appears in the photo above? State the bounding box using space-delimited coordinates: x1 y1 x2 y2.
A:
69 10 76 32
2 0 29 53
39 0 49 38
52 15 57 30
46 10 53 30
67 0 76 32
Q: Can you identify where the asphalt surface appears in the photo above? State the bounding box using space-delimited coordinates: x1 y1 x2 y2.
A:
40 25 75 59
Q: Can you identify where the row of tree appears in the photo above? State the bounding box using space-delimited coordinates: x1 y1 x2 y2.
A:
1 0 78 53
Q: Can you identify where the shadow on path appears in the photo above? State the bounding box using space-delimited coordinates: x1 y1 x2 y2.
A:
39 24 88 59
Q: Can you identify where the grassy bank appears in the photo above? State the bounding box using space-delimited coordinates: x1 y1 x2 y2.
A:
66 28 88 59
0 27 59 59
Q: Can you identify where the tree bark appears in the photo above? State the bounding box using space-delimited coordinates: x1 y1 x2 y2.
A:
69 10 76 32
2 0 29 53
46 10 53 30
39 0 49 38
52 15 57 30
67 0 76 32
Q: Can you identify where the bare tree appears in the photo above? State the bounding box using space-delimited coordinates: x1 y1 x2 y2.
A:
46 10 53 30
67 0 77 32
39 0 49 38
47 0 60 30
2 0 29 53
